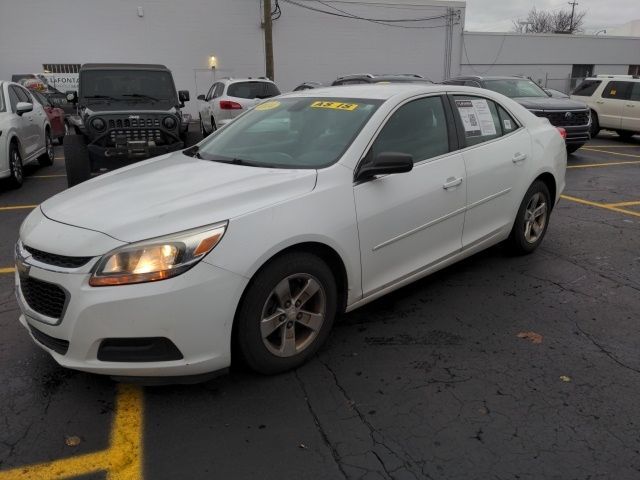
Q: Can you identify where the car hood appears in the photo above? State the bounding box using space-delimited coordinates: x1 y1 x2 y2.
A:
40 153 318 242
513 97 588 111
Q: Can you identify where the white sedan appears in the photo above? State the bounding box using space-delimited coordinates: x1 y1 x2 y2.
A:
1 81 55 188
16 85 566 380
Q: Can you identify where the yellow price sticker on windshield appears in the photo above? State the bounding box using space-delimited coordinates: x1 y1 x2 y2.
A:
310 101 359 111
256 100 281 111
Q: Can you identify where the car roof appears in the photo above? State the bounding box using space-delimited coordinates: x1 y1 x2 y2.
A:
222 77 275 83
448 75 533 81
279 83 490 101
80 63 170 71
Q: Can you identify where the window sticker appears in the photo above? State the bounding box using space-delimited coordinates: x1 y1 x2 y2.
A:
503 119 512 130
455 99 497 137
310 101 359 111
255 100 281 111
610 89 617 96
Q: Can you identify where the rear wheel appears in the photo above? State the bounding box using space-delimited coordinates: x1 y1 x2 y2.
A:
38 129 55 166
63 135 91 187
210 116 217 132
236 252 337 374
590 111 600 138
508 180 551 255
616 130 635 140
7 141 24 188
199 115 207 137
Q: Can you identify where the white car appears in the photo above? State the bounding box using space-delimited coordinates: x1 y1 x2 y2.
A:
1 81 54 187
16 85 566 380
197 78 280 135
571 74 640 139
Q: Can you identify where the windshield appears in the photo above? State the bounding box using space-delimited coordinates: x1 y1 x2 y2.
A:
483 79 549 98
79 70 176 103
195 97 382 169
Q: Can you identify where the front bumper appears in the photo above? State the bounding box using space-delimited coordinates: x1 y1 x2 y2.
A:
563 124 591 145
16 259 248 377
88 142 184 171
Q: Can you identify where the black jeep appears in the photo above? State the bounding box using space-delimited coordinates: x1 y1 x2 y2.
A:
64 63 197 186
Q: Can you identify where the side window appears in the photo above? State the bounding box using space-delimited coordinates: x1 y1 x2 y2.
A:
602 81 633 100
369 96 449 164
571 80 601 97
8 87 20 112
453 95 502 147
214 83 225 98
15 87 32 103
497 105 518 134
205 84 216 101
630 83 640 102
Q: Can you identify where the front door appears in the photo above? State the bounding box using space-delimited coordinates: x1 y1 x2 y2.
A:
598 81 632 129
354 95 466 296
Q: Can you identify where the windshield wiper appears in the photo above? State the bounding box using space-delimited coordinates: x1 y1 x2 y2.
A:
208 156 277 168
122 93 160 102
84 94 119 101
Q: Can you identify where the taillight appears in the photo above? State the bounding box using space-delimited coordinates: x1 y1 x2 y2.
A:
219 100 242 110
556 127 567 139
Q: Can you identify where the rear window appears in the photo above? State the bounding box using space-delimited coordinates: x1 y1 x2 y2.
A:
602 81 633 100
227 81 280 99
572 80 601 97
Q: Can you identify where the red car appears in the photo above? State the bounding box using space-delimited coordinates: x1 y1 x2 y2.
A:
30 90 68 144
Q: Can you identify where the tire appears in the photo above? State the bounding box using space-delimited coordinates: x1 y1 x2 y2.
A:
616 130 635 140
199 115 207 137
63 135 91 187
38 129 55 166
508 180 552 255
566 144 582 155
590 111 600 138
210 116 217 132
7 141 24 189
236 252 338 374
58 122 69 145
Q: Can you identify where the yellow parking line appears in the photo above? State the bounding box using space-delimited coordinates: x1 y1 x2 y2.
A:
567 160 640 169
561 194 640 218
31 174 66 178
585 145 640 148
0 205 37 211
605 200 640 207
0 383 143 480
0 267 15 274
580 148 640 159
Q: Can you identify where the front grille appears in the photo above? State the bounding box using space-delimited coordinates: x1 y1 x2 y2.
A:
24 245 92 269
109 128 163 144
29 325 69 355
108 117 160 129
20 275 67 319
534 110 590 127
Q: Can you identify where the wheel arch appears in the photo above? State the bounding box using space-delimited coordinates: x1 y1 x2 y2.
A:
534 171 557 209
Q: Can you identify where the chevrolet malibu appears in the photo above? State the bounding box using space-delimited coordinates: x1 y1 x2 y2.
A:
16 85 566 380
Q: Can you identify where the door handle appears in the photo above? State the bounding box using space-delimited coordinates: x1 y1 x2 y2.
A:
512 153 527 163
595 100 604 104
442 177 463 190
626 104 635 107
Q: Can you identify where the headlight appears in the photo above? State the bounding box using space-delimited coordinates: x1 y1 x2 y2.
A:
91 117 106 131
162 116 177 129
89 222 227 286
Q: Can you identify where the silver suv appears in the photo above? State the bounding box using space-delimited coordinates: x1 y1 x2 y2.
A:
197 78 280 135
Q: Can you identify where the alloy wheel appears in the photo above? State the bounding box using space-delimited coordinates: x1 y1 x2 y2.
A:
523 192 547 244
46 134 54 162
260 274 326 357
11 148 23 183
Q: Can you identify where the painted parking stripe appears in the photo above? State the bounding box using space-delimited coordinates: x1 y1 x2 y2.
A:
584 145 640 148
31 174 67 178
605 200 640 207
0 384 143 480
561 194 640 218
0 267 14 274
580 148 640 159
567 160 640 169
0 205 37 211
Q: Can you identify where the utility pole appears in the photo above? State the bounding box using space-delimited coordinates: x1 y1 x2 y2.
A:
263 0 274 80
568 1 578 33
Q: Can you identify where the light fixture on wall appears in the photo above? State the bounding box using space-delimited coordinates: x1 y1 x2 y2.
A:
137 6 144 17
208 56 218 69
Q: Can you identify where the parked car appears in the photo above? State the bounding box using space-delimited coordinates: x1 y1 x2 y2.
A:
293 81 329 91
197 78 280 135
332 73 432 86
443 76 591 153
0 81 54 188
30 90 68 144
571 74 640 140
63 63 195 187
16 84 566 380
13 74 73 114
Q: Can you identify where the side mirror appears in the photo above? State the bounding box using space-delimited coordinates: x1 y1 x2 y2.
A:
66 90 78 104
178 90 190 102
16 102 33 116
197 94 206 101
355 152 413 182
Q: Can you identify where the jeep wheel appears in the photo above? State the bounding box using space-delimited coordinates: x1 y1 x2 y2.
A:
38 129 55 167
63 136 91 187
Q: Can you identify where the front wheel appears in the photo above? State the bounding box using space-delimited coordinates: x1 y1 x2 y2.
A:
508 181 551 255
7 142 24 188
63 135 91 187
38 130 55 166
590 111 600 138
236 252 337 374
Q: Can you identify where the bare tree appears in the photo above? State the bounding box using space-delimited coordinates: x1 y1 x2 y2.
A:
512 8 586 34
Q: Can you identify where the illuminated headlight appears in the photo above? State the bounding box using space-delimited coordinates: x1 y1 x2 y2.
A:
162 116 177 129
89 222 227 286
91 117 106 131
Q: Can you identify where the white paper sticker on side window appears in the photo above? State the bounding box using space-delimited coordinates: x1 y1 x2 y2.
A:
455 99 497 137
503 119 512 130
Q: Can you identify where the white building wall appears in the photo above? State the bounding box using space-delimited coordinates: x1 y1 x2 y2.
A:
0 0 465 115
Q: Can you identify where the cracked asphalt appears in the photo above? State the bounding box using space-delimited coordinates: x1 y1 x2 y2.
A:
1 132 639 479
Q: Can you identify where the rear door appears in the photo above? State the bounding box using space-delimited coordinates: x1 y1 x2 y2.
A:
354 95 466 295
597 81 632 129
621 82 640 133
450 94 532 248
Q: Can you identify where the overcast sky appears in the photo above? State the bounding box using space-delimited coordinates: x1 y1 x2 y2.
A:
464 0 639 33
